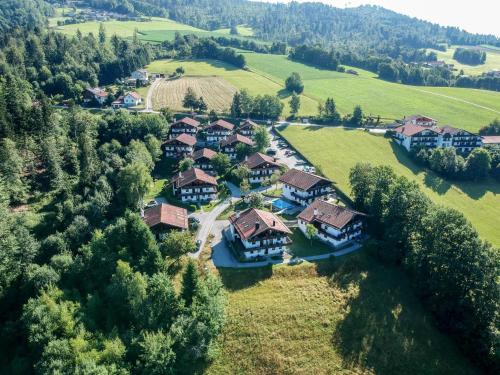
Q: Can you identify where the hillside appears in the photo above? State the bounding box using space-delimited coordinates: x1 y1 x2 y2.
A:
429 45 500 75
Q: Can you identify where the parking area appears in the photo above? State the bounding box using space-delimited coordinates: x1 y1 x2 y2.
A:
267 127 315 172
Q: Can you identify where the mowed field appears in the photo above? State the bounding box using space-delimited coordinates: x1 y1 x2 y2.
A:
145 59 318 115
244 53 500 132
428 45 500 76
278 126 500 247
151 76 237 111
206 256 478 374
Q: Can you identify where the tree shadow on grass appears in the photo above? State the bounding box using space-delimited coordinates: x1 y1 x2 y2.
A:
218 265 273 291
323 253 477 375
277 88 292 99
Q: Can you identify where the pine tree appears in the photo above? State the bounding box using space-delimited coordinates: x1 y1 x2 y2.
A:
181 260 200 307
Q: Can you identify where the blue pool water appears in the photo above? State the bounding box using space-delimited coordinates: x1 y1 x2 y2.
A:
272 198 296 211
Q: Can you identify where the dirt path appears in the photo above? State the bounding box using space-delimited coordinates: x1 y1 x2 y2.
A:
145 78 162 111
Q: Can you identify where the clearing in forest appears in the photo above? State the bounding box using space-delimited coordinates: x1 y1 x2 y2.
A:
151 76 237 112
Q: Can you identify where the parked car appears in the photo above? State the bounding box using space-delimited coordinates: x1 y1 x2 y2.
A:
196 240 202 250
145 200 159 208
266 148 278 156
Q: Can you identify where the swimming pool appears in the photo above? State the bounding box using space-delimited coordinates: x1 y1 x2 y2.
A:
272 198 296 211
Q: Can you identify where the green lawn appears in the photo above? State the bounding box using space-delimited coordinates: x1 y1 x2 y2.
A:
278 126 500 247
288 228 333 257
428 45 500 76
213 25 255 36
207 254 478 374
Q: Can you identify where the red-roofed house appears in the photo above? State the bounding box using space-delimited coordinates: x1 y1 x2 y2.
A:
171 168 218 202
204 119 235 143
482 135 500 146
279 168 333 206
237 119 259 138
241 152 282 183
228 208 292 259
393 124 440 151
142 203 188 238
112 91 142 108
191 148 218 171
168 117 201 139
83 87 108 105
220 134 254 160
298 199 365 248
402 114 437 127
162 133 197 158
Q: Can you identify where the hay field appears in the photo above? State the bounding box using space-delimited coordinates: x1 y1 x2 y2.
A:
151 76 237 111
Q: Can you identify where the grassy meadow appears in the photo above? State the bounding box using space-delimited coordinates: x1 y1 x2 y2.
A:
206 255 478 374
277 126 500 247
428 45 500 76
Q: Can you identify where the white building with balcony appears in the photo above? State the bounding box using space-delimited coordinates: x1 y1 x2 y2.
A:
298 199 366 248
204 119 235 143
228 208 292 259
162 133 197 158
241 152 282 184
171 168 218 202
279 168 333 206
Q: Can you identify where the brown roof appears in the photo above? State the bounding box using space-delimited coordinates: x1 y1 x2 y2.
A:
143 203 188 230
298 199 365 230
403 114 436 123
482 135 500 144
229 208 292 240
192 148 217 161
239 119 258 130
394 124 438 137
220 133 254 147
242 152 281 170
437 126 475 136
173 117 200 128
206 119 235 131
172 167 217 188
163 133 197 146
279 168 331 191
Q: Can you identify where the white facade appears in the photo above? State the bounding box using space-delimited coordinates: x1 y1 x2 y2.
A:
228 224 289 259
206 130 232 143
173 185 217 202
282 184 332 206
131 69 148 83
248 168 276 183
123 93 141 107
298 219 362 248
169 126 198 139
164 144 194 158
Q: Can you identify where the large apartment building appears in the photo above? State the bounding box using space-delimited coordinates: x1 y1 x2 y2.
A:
279 168 333 206
171 168 218 202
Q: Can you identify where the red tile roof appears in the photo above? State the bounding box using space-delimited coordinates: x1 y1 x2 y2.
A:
482 135 500 144
172 167 217 188
87 87 108 97
207 119 235 131
143 203 188 230
163 133 197 146
173 117 200 128
394 124 438 137
229 208 292 240
279 168 331 191
126 91 141 100
192 148 217 161
298 199 365 230
220 133 254 147
403 114 436 124
242 152 281 170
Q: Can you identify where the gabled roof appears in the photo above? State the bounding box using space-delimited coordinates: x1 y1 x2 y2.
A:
239 119 258 130
220 133 254 147
481 135 500 145
403 114 436 124
172 168 217 188
279 168 331 191
394 124 439 137
86 87 108 97
206 119 235 131
229 208 292 240
163 133 197 146
437 126 475 136
143 203 188 230
242 152 281 170
298 199 366 230
192 148 217 161
172 117 200 128
125 91 141 100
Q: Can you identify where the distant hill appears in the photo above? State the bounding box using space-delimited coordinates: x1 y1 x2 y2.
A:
80 0 500 53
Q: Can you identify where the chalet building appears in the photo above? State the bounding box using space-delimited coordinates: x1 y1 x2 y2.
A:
131 69 148 84
168 117 201 139
204 119 235 143
142 203 188 239
401 114 437 127
112 92 142 108
219 134 254 160
393 124 482 154
237 119 259 138
162 134 197 158
298 199 365 248
83 88 108 105
171 168 218 202
191 148 217 171
241 152 282 184
279 168 333 206
228 208 292 259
